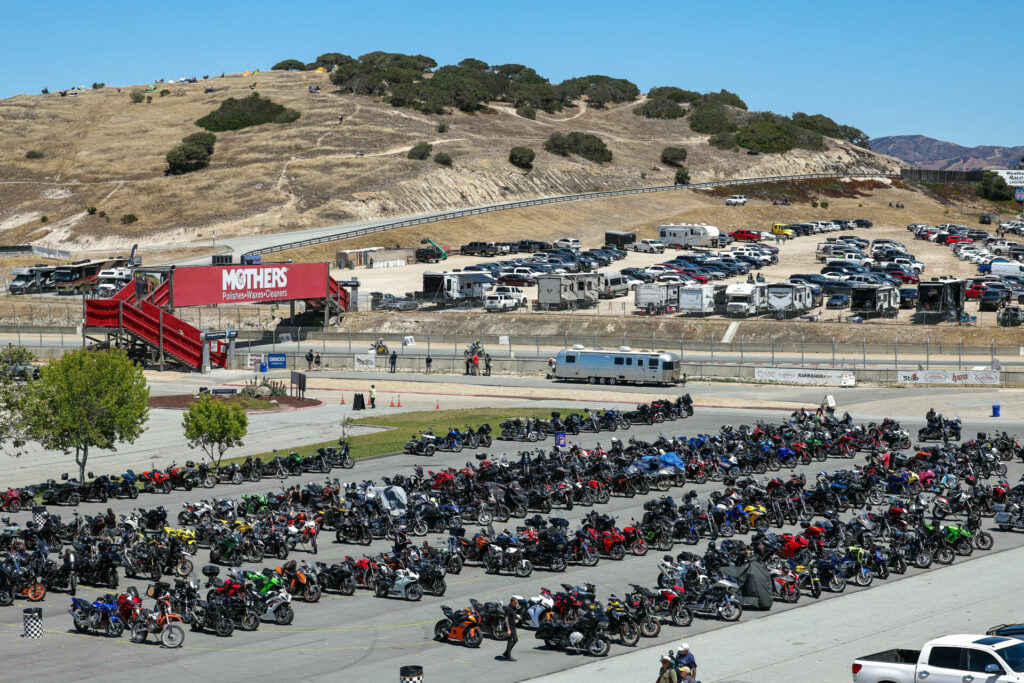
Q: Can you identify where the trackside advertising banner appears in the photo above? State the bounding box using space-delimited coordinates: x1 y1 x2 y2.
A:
171 264 329 306
753 368 851 385
896 370 1001 385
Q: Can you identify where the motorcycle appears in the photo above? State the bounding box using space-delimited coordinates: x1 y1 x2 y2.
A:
682 577 743 621
534 605 612 657
434 604 483 647
69 595 125 637
373 566 422 601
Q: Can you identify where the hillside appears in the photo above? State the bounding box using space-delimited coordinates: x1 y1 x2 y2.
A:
0 69 902 253
871 134 1024 171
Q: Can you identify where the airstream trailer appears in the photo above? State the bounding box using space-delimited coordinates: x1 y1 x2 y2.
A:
553 346 681 385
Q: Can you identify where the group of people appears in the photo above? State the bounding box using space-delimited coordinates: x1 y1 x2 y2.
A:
657 643 699 682
888 201 905 208
304 349 322 371
464 351 492 376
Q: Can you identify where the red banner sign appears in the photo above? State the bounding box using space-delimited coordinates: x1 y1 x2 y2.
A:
171 264 329 306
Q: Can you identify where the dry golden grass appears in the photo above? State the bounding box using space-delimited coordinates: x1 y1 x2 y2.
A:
0 70 901 252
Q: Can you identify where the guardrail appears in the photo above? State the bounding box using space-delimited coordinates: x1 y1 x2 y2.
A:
242 171 900 260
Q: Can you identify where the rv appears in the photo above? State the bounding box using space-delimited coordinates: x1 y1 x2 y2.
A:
850 283 900 318
420 271 496 302
677 284 716 315
95 268 134 298
635 282 682 312
553 346 682 385
8 266 56 295
658 223 722 249
766 282 815 318
54 257 128 295
916 278 966 322
536 273 599 310
725 283 767 317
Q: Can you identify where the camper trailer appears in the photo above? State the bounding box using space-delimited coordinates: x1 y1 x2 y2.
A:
850 283 900 318
420 271 495 302
553 346 682 385
916 278 967 322
536 273 599 310
634 282 682 313
658 223 723 249
677 284 716 315
766 282 815 318
725 283 768 318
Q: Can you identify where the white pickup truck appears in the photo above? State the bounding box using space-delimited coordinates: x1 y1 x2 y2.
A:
630 239 665 254
725 194 748 206
853 634 1024 682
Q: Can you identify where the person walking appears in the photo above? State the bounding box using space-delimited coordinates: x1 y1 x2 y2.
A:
425 354 433 374
501 597 519 661
369 384 376 409
657 654 679 683
314 352 322 371
305 349 314 371
675 642 697 679
104 507 117 538
464 352 471 375
472 353 480 376
389 350 398 373
484 353 492 376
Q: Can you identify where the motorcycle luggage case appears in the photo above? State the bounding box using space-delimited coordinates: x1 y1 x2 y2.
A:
449 526 466 538
202 565 221 577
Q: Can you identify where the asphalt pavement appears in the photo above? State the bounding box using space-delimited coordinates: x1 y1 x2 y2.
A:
0 392 1022 683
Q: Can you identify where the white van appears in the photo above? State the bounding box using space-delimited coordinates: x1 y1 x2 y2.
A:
598 273 630 299
990 261 1024 277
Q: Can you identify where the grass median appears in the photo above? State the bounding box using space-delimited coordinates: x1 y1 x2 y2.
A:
223 406 589 465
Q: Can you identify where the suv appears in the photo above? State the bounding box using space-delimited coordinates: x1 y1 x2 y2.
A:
725 195 748 206
484 293 519 311
730 229 762 242
461 241 499 257
370 292 419 311
488 285 527 306
553 237 582 249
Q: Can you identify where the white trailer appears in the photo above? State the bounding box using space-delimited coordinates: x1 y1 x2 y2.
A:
658 223 721 249
766 282 814 318
725 283 768 318
678 284 716 314
634 282 681 311
536 273 599 310
421 271 496 301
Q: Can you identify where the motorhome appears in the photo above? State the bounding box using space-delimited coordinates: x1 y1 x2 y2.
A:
553 346 682 385
7 266 56 295
725 283 768 317
766 282 815 318
95 268 134 298
658 223 722 249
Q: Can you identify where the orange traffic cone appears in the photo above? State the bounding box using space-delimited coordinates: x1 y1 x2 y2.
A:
435 399 440 410
340 396 345 405
390 397 395 408
397 396 402 407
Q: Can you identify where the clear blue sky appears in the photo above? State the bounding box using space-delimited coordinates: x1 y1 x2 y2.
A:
1 0 1017 147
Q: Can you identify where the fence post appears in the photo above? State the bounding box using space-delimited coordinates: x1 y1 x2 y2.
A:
862 338 866 369
564 331 568 349
991 338 995 367
454 331 458 357
535 334 539 358
832 337 835 368
710 333 714 362
801 335 805 366
740 334 744 365
958 338 962 370
926 338 930 369
771 335 775 365
894 337 899 370
680 333 684 359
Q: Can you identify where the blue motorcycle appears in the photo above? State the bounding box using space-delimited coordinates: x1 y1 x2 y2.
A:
69 595 125 637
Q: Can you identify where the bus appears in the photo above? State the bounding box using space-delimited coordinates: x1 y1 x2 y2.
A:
54 258 128 295
553 346 682 385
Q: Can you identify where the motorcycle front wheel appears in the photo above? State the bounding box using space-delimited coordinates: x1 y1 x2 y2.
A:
587 636 610 657
161 624 185 648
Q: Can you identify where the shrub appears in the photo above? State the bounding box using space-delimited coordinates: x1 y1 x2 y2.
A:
702 89 747 110
820 200 830 209
129 89 145 104
166 143 210 174
735 118 794 154
433 152 452 167
91 82 105 90
146 95 152 103
688 101 737 135
792 112 870 147
41 88 49 94
544 132 612 163
977 172 1014 201
25 150 44 159
635 98 685 119
660 146 688 167
647 86 701 104
121 214 138 225
98 211 106 218
407 142 432 160
86 207 97 215
40 216 48 223
508 146 535 169
811 201 819 208
159 89 171 97
195 92 300 132
272 59 306 71
436 122 449 134
709 133 738 150
516 104 536 120
674 168 691 185
182 131 217 154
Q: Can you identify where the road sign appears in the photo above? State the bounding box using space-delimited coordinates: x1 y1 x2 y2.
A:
555 432 566 448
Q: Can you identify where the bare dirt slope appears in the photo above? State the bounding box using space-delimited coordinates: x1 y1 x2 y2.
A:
0 70 901 252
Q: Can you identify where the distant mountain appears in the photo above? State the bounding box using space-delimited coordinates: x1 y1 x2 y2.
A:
870 135 1024 171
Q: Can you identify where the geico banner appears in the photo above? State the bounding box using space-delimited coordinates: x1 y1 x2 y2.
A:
897 370 1001 385
754 368 852 385
171 264 329 306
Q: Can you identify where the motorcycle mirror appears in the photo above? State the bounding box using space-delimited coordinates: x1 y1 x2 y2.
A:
61 473 69 480
87 472 94 479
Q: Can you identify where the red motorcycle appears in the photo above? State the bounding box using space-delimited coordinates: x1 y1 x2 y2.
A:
627 583 693 627
117 588 144 624
770 565 800 603
0 487 34 513
139 468 172 494
620 524 648 556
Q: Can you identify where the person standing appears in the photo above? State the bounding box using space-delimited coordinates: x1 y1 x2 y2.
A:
104 507 117 538
675 643 697 679
464 352 471 375
425 354 433 374
369 384 376 409
314 352 322 371
305 349 314 371
657 655 679 683
389 350 398 373
484 353 492 377
502 597 519 661
472 353 480 376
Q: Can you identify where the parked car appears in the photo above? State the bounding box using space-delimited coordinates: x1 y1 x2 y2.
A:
730 229 762 242
484 293 519 311
497 274 536 287
370 292 419 311
826 293 850 309
553 237 582 249
725 195 748 206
